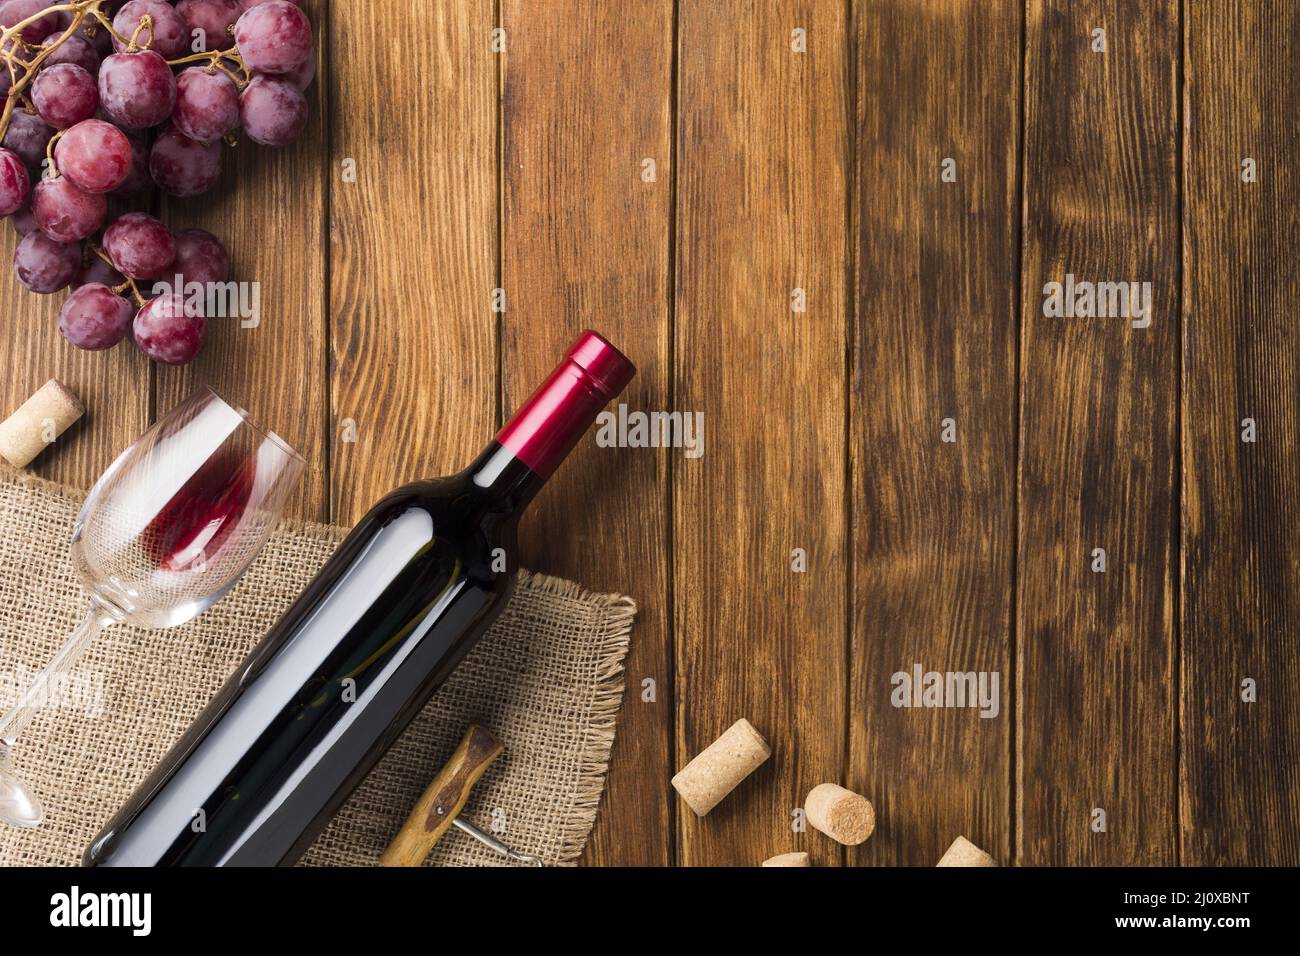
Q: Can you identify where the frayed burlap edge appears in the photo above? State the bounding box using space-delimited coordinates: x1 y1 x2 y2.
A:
519 571 636 865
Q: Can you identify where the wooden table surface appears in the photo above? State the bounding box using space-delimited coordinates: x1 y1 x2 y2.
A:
2 0 1296 866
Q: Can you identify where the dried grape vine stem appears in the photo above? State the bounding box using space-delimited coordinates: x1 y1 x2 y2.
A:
0 2 95 143
42 123 62 170
91 243 145 305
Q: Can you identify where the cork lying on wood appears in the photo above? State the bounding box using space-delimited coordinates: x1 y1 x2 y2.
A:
936 835 997 867
804 783 875 846
671 718 772 816
0 379 83 468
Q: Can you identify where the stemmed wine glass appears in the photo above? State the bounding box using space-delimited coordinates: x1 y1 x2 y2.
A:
0 386 305 828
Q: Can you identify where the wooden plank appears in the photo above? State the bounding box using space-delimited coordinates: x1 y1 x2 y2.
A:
157 0 331 522
675 0 848 867
500 0 674 866
328 0 498 525
1181 0 1300 865
849 0 1019 867
1018 0 1180 865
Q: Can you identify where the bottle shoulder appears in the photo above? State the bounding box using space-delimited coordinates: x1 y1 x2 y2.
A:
355 478 518 567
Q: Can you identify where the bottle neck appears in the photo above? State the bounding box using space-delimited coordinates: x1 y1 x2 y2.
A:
494 358 609 481
467 330 636 515
464 441 545 514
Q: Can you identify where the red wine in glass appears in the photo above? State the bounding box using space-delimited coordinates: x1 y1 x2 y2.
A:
143 450 255 573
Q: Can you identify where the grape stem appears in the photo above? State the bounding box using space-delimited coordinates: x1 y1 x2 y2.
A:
0 2 251 143
91 244 145 306
0 2 96 143
168 48 251 88
42 125 63 175
124 15 153 53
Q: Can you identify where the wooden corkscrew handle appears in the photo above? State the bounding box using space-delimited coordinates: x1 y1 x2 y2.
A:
379 724 504 867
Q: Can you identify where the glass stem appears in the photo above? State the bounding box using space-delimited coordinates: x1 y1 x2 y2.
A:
0 603 114 747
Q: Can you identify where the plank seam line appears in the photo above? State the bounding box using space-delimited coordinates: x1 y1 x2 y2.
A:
1011 0 1029 868
1174 0 1188 868
667 0 681 869
322 0 333 524
842 0 856 871
495 0 505 433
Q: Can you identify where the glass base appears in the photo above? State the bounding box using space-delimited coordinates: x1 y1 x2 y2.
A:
0 747 43 828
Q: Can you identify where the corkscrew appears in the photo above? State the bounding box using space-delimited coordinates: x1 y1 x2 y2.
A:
380 724 543 868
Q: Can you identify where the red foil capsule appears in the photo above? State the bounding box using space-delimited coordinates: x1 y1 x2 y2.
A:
496 330 636 478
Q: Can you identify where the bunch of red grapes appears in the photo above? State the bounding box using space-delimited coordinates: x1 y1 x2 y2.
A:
0 0 314 365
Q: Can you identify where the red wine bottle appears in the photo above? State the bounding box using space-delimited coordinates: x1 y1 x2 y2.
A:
84 331 635 867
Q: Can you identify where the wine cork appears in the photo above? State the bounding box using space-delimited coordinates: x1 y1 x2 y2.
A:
761 852 810 867
804 783 875 845
0 379 84 468
671 718 771 816
936 835 997 867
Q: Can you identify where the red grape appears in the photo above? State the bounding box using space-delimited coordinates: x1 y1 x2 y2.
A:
32 64 100 129
2 110 54 171
234 1 312 75
54 119 133 193
40 34 101 75
239 0 303 9
49 12 110 56
59 282 134 350
0 147 29 215
13 230 80 292
98 50 176 128
0 0 60 43
103 211 176 278
173 227 229 286
239 75 306 146
71 11 113 57
277 48 315 92
112 1 188 60
7 203 37 236
177 0 240 48
112 130 152 196
134 292 207 365
149 125 222 197
71 254 124 290
32 175 106 241
174 68 239 143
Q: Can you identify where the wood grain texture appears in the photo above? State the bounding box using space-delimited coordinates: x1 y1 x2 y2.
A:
1181 0 1300 865
674 0 848 867
1019 0 1180 865
501 0 674 866
850 0 1019 867
328 0 498 524
158 0 330 522
0 1 1297 868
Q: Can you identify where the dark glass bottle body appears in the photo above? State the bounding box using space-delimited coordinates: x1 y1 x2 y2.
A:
84 444 539 866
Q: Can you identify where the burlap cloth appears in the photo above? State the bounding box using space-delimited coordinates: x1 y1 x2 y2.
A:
0 467 635 866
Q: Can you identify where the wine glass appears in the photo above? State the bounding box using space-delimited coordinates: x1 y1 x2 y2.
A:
0 386 305 828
